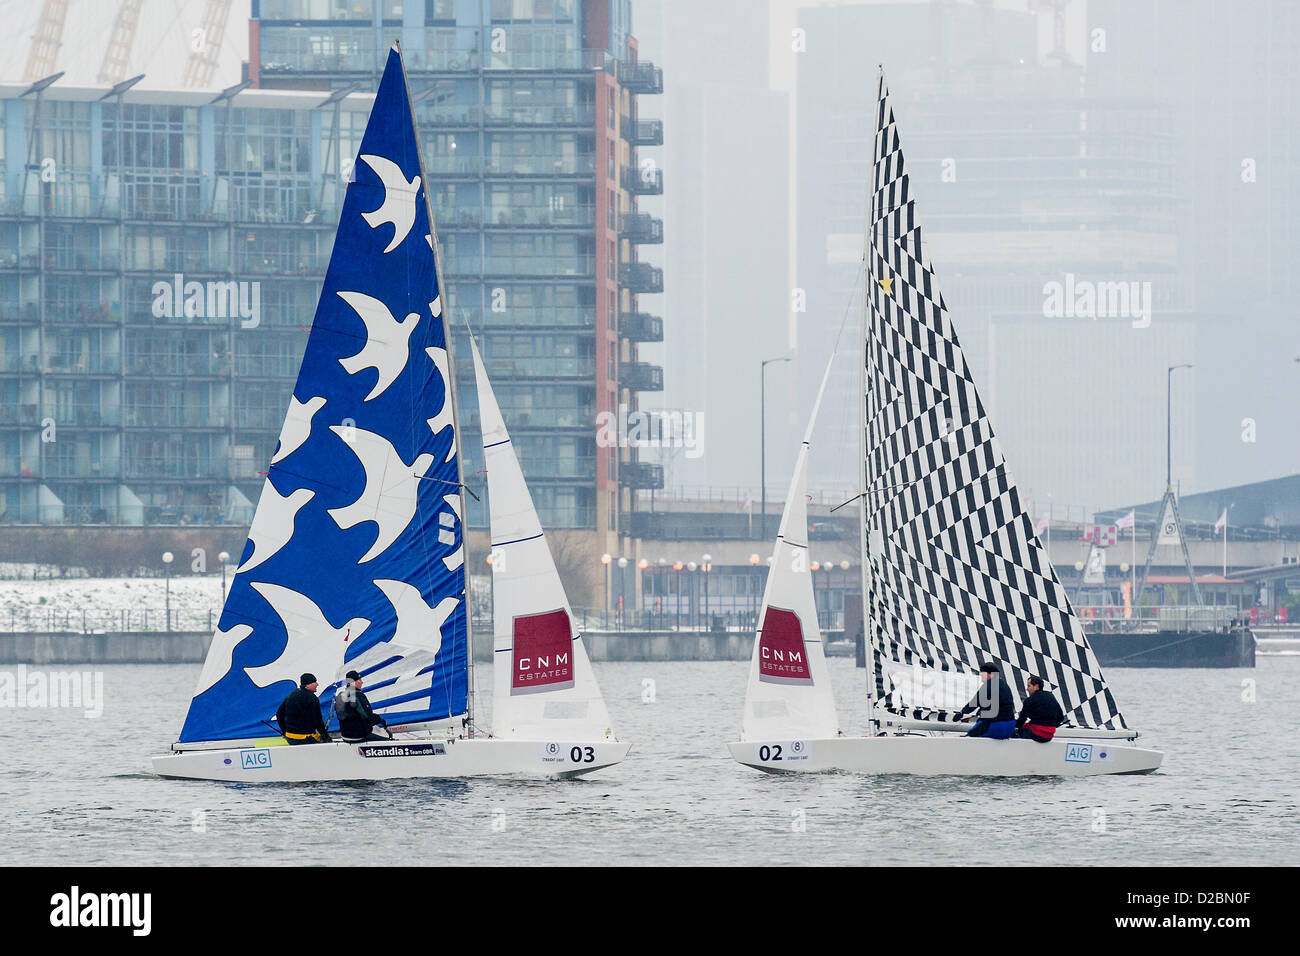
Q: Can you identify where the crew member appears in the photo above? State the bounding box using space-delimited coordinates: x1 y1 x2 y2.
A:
275 673 331 744
953 662 1016 739
1016 675 1065 742
333 670 390 743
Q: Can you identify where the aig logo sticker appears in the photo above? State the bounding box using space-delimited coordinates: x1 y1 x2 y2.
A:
1064 742 1093 764
240 749 272 769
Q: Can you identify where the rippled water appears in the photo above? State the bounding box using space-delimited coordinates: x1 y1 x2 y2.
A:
3 658 1297 865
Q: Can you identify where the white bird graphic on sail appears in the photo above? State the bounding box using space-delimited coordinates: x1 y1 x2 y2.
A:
328 425 435 563
440 493 464 572
237 482 315 573
374 578 458 656
243 582 370 689
271 395 326 465
337 291 420 401
192 623 252 697
359 153 420 253
425 343 456 460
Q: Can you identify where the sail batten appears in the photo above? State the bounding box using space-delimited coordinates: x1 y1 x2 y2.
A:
177 48 468 743
863 72 1126 730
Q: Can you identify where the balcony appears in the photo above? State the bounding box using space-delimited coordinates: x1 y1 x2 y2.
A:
42 404 122 427
621 117 664 147
620 311 664 343
619 460 665 490
0 404 40 426
621 166 663 195
43 353 123 375
619 213 663 244
482 254 595 278
619 361 664 392
483 104 597 127
43 457 121 479
483 356 596 380
621 510 666 538
123 406 229 428
621 61 664 95
123 456 229 480
484 204 596 228
0 302 42 325
619 261 664 294
0 354 40 374
126 354 231 377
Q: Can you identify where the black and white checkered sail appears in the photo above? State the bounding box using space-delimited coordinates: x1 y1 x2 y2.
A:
863 73 1126 730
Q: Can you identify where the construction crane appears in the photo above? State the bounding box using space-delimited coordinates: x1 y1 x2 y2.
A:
183 0 233 89
24 0 69 82
97 0 144 85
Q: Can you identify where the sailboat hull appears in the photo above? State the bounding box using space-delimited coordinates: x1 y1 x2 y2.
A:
728 734 1162 777
152 738 631 782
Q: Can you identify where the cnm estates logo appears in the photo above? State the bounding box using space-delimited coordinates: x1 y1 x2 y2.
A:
49 886 151 936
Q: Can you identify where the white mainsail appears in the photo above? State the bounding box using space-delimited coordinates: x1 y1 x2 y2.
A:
739 357 840 742
470 337 615 741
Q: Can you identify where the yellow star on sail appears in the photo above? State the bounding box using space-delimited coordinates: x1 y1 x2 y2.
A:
878 275 894 295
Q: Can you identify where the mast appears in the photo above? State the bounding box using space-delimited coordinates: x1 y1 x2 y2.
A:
396 40 477 737
858 240 876 736
858 69 879 736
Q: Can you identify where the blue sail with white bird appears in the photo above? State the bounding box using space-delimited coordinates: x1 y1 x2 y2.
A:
177 47 467 744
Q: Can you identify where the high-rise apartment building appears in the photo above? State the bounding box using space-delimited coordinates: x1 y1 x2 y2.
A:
253 0 665 535
1 0 664 547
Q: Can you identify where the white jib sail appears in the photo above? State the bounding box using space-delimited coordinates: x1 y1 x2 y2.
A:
739 355 841 742
470 337 615 741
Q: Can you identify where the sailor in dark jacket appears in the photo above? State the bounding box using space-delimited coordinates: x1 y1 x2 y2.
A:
1016 675 1065 742
275 673 331 744
333 670 390 743
953 662 1017 739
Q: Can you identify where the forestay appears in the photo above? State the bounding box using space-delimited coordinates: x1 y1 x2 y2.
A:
861 72 1126 730
179 47 469 743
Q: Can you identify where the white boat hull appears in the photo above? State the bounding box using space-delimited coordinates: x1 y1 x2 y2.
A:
152 737 631 782
728 733 1162 777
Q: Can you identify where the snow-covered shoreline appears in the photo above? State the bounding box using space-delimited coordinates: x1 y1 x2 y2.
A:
0 575 227 632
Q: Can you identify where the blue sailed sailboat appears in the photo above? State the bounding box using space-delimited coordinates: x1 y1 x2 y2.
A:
153 46 627 782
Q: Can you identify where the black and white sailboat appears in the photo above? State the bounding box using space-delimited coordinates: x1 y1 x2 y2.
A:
731 72 1163 776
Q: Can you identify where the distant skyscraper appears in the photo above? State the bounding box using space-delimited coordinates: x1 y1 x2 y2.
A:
791 0 1200 512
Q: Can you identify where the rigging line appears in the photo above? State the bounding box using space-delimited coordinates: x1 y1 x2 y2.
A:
830 463 1018 512
416 473 481 501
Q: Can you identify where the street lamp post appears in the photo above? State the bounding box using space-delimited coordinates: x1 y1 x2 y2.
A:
1167 363 1193 489
617 556 629 628
601 553 612 627
701 553 713 630
761 356 792 540
673 560 683 630
218 550 230 603
687 561 698 628
162 551 174 633
748 553 760 627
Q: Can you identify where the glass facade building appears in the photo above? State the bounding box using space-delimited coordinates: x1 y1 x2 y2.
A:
1 0 663 534
0 85 364 525
251 0 664 532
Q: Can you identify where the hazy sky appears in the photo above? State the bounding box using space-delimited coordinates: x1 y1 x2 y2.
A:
4 0 1294 522
0 0 249 89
